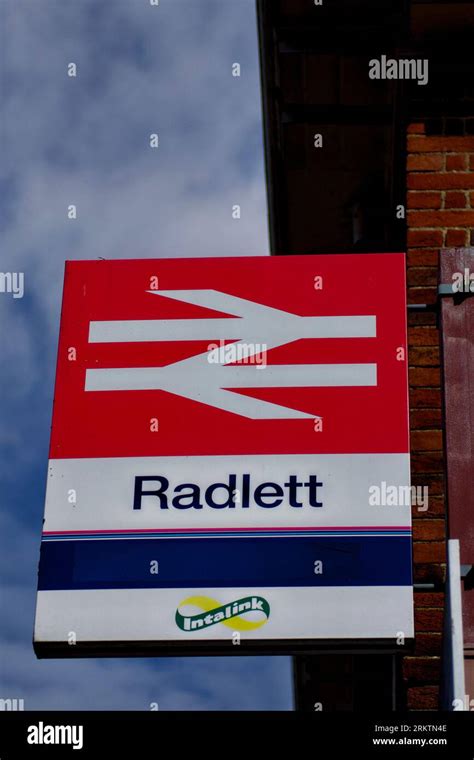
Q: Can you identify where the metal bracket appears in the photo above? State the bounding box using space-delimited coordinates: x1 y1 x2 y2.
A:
461 564 474 581
406 284 473 312
438 284 456 296
438 283 474 300
407 303 437 312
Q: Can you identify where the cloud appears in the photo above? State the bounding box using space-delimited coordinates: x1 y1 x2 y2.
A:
0 0 293 711
0 510 292 710
1 642 293 711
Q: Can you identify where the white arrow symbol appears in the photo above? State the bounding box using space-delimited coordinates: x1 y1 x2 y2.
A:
85 290 377 420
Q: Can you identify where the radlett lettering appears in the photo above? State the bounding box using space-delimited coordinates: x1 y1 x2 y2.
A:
133 474 323 510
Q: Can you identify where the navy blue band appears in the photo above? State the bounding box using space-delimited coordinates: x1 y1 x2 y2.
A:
37 535 412 590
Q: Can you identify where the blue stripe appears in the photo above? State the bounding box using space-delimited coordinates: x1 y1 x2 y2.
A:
37 535 412 590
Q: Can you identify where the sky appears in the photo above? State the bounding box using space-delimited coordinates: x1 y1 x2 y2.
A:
0 0 294 710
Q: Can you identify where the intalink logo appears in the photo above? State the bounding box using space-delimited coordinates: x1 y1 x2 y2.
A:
176 595 270 632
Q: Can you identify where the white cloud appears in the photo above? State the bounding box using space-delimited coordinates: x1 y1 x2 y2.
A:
1 637 293 710
0 0 293 711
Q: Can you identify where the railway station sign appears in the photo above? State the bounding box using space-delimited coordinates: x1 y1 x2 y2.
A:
34 254 413 655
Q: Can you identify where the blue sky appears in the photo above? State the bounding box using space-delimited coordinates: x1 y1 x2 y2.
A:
0 0 293 710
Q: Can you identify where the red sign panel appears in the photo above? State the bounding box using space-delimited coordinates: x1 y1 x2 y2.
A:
51 254 409 458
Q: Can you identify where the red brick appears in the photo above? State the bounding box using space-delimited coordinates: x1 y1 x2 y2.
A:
407 229 443 247
410 430 443 450
408 346 440 366
411 476 443 496
413 564 446 584
410 338 440 358
407 327 439 346
407 286 437 305
413 542 446 563
470 192 474 207
414 608 444 632
403 657 441 682
408 173 474 190
408 209 474 226
409 389 441 408
409 367 441 386
445 154 467 171
408 311 437 326
411 451 444 473
411 496 445 516
407 267 437 287
410 408 442 428
412 473 443 487
444 191 467 208
407 191 442 210
407 154 444 171
408 123 426 135
407 686 439 709
414 592 444 608
470 154 474 171
408 136 474 152
446 229 469 247
411 496 446 520
407 249 439 266
410 497 431 517
421 477 445 492
413 634 443 656
413 519 445 541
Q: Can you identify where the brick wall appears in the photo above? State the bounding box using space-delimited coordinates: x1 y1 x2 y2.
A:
405 118 474 709
408 121 474 259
